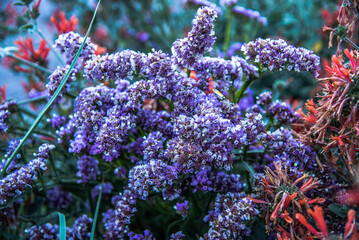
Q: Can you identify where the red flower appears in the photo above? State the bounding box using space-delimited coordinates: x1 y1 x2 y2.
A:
50 10 78 34
14 38 49 64
0 85 6 103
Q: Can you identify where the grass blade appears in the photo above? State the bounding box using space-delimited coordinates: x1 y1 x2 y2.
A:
90 183 103 240
0 0 102 178
56 212 67 240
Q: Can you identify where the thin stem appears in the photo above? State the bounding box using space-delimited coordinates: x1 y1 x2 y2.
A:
7 53 52 74
234 78 254 103
90 182 103 240
343 37 359 52
223 9 233 58
36 27 64 65
17 95 47 105
0 0 102 178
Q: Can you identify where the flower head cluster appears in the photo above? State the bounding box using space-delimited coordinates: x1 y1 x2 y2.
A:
0 144 54 205
242 38 321 76
46 65 77 99
172 7 218 69
183 0 223 15
76 155 99 183
174 200 189 217
266 100 301 124
47 186 73 209
54 31 96 64
203 192 259 239
232 6 267 25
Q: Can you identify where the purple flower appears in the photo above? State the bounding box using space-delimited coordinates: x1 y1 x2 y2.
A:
91 182 113 198
47 186 73 209
183 0 222 15
76 155 99 183
242 38 321 77
174 200 189 217
128 229 154 240
67 215 93 240
114 166 127 178
170 231 185 239
54 31 96 64
172 7 218 69
232 6 267 25
0 144 54 205
203 193 259 239
256 91 272 105
266 100 301 124
220 0 237 7
25 223 60 240
0 102 11 133
46 65 77 100
227 42 243 57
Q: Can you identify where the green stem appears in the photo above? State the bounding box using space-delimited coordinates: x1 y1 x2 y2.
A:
0 0 102 178
223 9 233 58
343 37 359 52
17 95 47 105
90 182 102 240
36 27 64 65
234 78 254 103
7 53 52 74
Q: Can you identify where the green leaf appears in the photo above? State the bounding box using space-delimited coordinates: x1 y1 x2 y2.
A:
328 203 349 218
56 212 67 240
18 23 33 32
12 2 25 6
90 182 103 240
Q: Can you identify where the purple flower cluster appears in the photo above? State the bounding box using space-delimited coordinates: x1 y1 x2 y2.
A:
256 91 272 105
242 38 321 77
191 169 244 193
47 114 66 129
47 186 73 209
232 6 268 25
0 143 54 205
0 102 11 133
174 200 189 217
263 128 316 171
203 193 259 239
46 65 77 99
26 215 93 240
183 0 223 15
54 31 96 64
266 100 301 124
220 0 237 7
171 232 185 239
76 155 99 183
128 230 154 240
172 7 217 69
92 182 113 198
114 166 127 178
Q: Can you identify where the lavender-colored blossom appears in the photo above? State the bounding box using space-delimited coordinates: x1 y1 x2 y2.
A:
84 50 147 81
232 112 265 146
25 223 60 240
183 0 222 15
47 114 66 128
128 160 178 200
128 229 155 240
232 56 259 78
46 65 77 100
191 169 244 193
172 7 217 69
232 6 267 25
54 31 96 64
57 116 76 144
256 91 272 105
142 131 165 161
220 0 237 7
242 38 321 76
203 193 259 240
0 102 10 133
0 144 54 205
263 128 316 171
170 232 185 240
67 215 93 240
76 155 99 183
174 200 189 217
193 56 243 92
47 186 73 209
227 42 243 57
1 139 20 172
114 166 127 178
92 182 113 198
266 100 301 124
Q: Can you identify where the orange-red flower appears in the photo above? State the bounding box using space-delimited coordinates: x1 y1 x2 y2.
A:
14 38 49 64
50 10 78 34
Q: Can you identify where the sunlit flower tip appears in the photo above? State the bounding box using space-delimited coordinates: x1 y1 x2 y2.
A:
270 193 287 221
50 11 78 34
344 209 356 239
295 213 320 236
307 206 329 239
344 48 359 73
299 177 316 192
280 211 293 223
246 195 269 204
306 198 325 204
283 192 297 210
326 54 352 83
94 44 106 55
